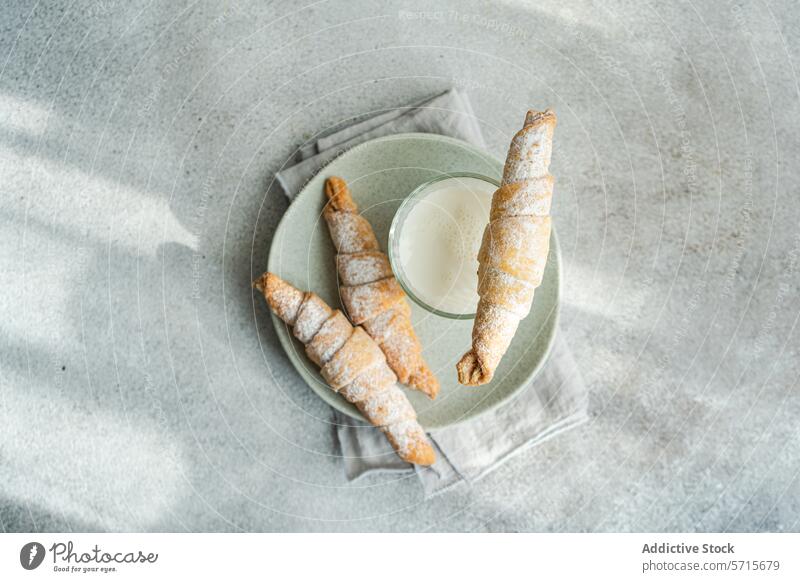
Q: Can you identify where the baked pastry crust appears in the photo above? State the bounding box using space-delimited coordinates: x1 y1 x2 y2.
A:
323 176 440 398
255 272 435 465
457 109 557 386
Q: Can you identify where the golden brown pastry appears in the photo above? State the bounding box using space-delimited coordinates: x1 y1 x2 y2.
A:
323 176 440 398
254 272 435 465
457 109 557 386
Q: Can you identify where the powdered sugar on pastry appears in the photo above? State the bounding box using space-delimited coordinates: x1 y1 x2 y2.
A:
457 109 557 386
340 361 395 403
305 311 352 367
253 273 303 324
384 420 431 459
293 293 332 344
360 388 416 426
322 327 385 390
340 278 405 325
323 176 440 398
325 213 379 254
255 273 435 466
336 251 393 286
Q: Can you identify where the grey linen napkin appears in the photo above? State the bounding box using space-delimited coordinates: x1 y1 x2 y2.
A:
276 90 486 198
274 89 589 497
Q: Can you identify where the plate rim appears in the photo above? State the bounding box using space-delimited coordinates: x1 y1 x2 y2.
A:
266 131 562 429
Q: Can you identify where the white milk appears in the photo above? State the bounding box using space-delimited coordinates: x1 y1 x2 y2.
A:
398 176 495 315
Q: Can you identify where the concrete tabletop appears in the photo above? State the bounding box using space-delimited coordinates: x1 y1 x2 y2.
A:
1 0 798 532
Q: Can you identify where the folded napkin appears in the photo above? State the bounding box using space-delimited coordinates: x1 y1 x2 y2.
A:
276 90 485 198
274 89 589 497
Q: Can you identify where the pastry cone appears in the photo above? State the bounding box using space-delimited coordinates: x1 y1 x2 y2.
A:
457 109 557 386
254 272 435 466
322 176 440 399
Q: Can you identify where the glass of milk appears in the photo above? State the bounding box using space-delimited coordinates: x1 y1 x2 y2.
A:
388 173 498 319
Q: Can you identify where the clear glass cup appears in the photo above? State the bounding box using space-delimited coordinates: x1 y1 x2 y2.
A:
387 172 499 320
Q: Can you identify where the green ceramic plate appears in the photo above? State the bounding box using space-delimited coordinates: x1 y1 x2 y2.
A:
267 133 561 430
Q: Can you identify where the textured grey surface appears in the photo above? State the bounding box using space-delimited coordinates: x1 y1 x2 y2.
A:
0 0 798 532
